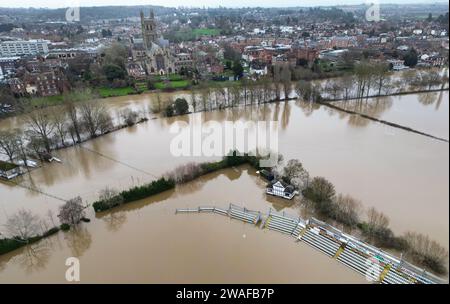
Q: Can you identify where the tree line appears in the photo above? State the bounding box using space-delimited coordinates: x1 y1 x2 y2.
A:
0 89 146 165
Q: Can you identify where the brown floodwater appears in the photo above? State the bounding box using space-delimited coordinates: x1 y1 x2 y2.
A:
0 90 448 283
336 90 449 139
0 166 367 283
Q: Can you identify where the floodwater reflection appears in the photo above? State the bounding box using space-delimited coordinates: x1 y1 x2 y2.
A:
64 225 92 257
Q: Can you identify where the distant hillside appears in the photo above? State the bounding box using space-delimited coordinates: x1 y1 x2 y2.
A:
0 6 176 23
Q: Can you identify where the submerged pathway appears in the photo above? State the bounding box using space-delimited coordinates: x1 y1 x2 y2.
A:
176 204 446 284
319 101 449 143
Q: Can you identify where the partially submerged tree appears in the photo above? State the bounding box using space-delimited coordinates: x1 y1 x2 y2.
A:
122 109 139 126
303 176 336 203
58 196 86 226
0 129 21 162
173 98 189 115
80 102 111 138
3 209 41 241
25 109 55 153
331 194 362 227
403 232 449 275
282 159 309 190
98 187 124 208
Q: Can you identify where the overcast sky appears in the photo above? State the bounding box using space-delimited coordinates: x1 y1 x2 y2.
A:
0 0 443 9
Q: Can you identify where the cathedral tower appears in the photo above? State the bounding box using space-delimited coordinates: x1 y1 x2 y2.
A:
140 10 158 50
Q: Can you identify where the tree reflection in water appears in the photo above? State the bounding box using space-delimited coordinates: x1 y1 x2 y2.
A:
102 211 127 232
11 239 52 274
64 225 92 257
418 92 439 106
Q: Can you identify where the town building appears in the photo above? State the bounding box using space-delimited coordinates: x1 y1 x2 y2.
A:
266 180 297 200
0 39 49 57
138 10 176 75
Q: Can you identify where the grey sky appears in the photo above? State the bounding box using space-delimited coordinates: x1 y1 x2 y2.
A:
0 0 444 9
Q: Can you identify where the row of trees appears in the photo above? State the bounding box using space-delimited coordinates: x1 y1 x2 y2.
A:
1 196 87 246
149 65 447 117
322 64 448 101
0 91 144 164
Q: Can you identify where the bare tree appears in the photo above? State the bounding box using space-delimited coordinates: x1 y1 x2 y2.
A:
338 75 354 100
403 232 448 274
200 88 210 112
122 109 138 126
190 88 197 112
0 129 21 162
58 196 87 226
332 194 362 227
366 207 390 236
98 187 124 208
25 130 48 160
25 109 55 152
51 109 68 147
282 159 310 190
80 102 110 138
165 162 203 184
295 80 312 101
3 209 41 241
154 92 163 113
64 101 82 143
373 63 390 95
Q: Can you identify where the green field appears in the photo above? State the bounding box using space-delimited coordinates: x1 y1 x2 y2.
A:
154 80 190 90
98 87 135 97
29 95 65 107
169 28 221 41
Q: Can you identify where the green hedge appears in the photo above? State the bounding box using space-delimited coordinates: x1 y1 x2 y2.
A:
92 178 176 212
0 227 60 255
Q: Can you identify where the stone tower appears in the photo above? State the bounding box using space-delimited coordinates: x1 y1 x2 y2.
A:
140 10 158 50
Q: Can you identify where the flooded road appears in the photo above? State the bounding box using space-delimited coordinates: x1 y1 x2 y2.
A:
0 90 448 283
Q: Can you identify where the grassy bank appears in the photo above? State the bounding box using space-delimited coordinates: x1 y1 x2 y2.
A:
98 86 136 98
154 80 190 90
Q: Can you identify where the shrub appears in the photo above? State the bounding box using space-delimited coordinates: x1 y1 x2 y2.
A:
302 177 336 204
173 98 189 115
123 110 139 126
0 238 25 255
164 104 174 117
166 162 204 184
42 227 60 237
330 194 362 227
60 223 70 231
92 178 176 212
